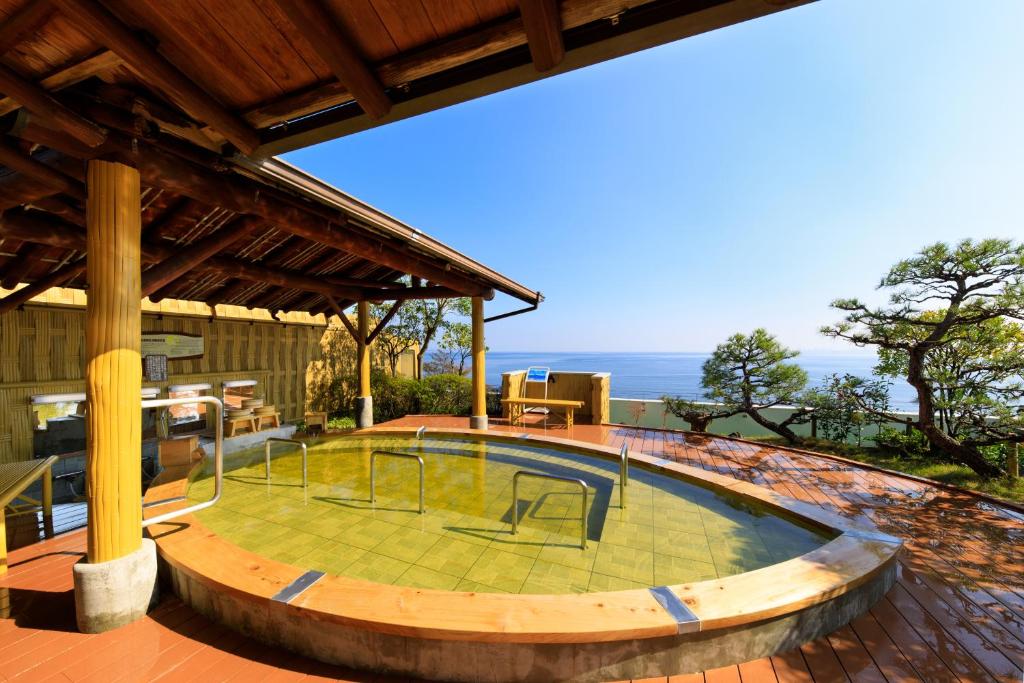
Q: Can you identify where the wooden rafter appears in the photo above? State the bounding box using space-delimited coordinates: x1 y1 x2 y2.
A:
0 256 84 314
141 216 262 296
519 0 564 71
0 62 106 147
0 0 55 55
0 138 85 200
49 0 260 153
0 242 44 288
272 0 391 120
0 51 122 117
243 0 649 130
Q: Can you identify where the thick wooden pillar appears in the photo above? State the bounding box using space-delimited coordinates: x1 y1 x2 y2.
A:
84 160 142 564
470 296 487 430
356 300 372 427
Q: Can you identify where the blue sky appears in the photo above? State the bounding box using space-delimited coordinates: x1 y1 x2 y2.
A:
284 0 1024 353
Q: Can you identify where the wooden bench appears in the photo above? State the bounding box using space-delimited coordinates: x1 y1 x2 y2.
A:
1 456 57 574
501 397 585 428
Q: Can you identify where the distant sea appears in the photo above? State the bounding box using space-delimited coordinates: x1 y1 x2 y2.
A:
483 351 918 411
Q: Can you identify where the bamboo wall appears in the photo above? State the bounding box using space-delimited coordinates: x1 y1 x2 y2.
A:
0 301 326 464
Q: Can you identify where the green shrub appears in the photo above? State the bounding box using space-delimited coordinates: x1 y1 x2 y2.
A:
874 426 930 458
371 370 420 422
417 374 472 415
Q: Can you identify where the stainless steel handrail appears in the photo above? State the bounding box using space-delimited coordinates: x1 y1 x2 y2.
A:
416 426 426 439
370 450 425 514
512 470 589 549
265 438 308 488
141 396 223 528
620 444 629 509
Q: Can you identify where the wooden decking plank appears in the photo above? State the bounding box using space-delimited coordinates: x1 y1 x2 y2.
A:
799 638 850 683
889 577 1022 681
824 625 887 683
847 610 941 683
736 657 778 682
702 666 742 683
769 649 813 683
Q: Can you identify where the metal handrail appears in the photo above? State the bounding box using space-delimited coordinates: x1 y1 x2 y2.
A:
141 396 223 528
265 438 308 487
370 450 425 514
416 426 426 439
620 444 629 509
512 470 589 549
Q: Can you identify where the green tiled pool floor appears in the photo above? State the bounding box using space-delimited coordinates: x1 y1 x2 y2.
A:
188 436 830 594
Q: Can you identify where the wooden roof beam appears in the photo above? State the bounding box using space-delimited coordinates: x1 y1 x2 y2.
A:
0 62 106 147
272 0 391 120
141 216 263 296
519 0 564 72
115 140 492 297
0 138 85 200
0 242 44 289
0 1 55 55
49 0 260 154
0 256 83 314
0 50 121 117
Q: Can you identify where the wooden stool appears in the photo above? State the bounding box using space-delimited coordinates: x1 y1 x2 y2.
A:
226 416 258 437
304 411 328 432
256 413 281 430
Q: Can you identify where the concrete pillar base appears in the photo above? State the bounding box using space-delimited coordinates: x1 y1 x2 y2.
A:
356 396 373 428
73 537 158 633
470 415 488 430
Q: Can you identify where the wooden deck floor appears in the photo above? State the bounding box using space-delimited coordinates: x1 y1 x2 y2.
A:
3 418 1023 682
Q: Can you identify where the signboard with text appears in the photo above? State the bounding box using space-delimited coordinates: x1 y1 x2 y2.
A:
141 332 204 360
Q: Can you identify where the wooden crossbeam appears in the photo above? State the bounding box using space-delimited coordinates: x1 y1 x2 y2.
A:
272 0 391 120
519 0 564 71
0 138 85 200
325 294 359 341
49 0 259 154
0 62 106 147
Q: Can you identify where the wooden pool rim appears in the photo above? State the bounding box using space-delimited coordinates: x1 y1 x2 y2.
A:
143 427 901 648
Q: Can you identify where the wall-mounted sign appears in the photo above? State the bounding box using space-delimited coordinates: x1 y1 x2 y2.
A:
142 332 204 360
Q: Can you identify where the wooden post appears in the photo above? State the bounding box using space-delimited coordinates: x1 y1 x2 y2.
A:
471 296 487 430
356 300 372 428
1008 442 1019 481
84 159 142 564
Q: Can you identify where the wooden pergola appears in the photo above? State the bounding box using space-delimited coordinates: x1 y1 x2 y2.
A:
0 0 812 633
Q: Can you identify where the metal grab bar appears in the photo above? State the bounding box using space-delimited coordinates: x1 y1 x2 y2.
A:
416 426 426 439
142 396 224 528
620 444 629 509
265 438 308 488
370 450 425 514
512 470 589 549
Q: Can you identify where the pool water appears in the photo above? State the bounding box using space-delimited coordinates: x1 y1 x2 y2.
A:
187 435 832 594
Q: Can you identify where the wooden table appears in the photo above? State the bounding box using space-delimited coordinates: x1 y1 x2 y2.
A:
1 456 57 574
501 398 585 428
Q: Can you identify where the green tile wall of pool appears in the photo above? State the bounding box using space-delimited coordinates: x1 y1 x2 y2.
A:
186 436 831 594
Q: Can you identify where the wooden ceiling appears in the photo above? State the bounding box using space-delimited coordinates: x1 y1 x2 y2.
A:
0 0 812 317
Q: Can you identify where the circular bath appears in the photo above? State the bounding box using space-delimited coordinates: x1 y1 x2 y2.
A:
144 428 901 682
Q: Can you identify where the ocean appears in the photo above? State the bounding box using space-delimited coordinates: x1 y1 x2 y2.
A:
483 351 918 411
